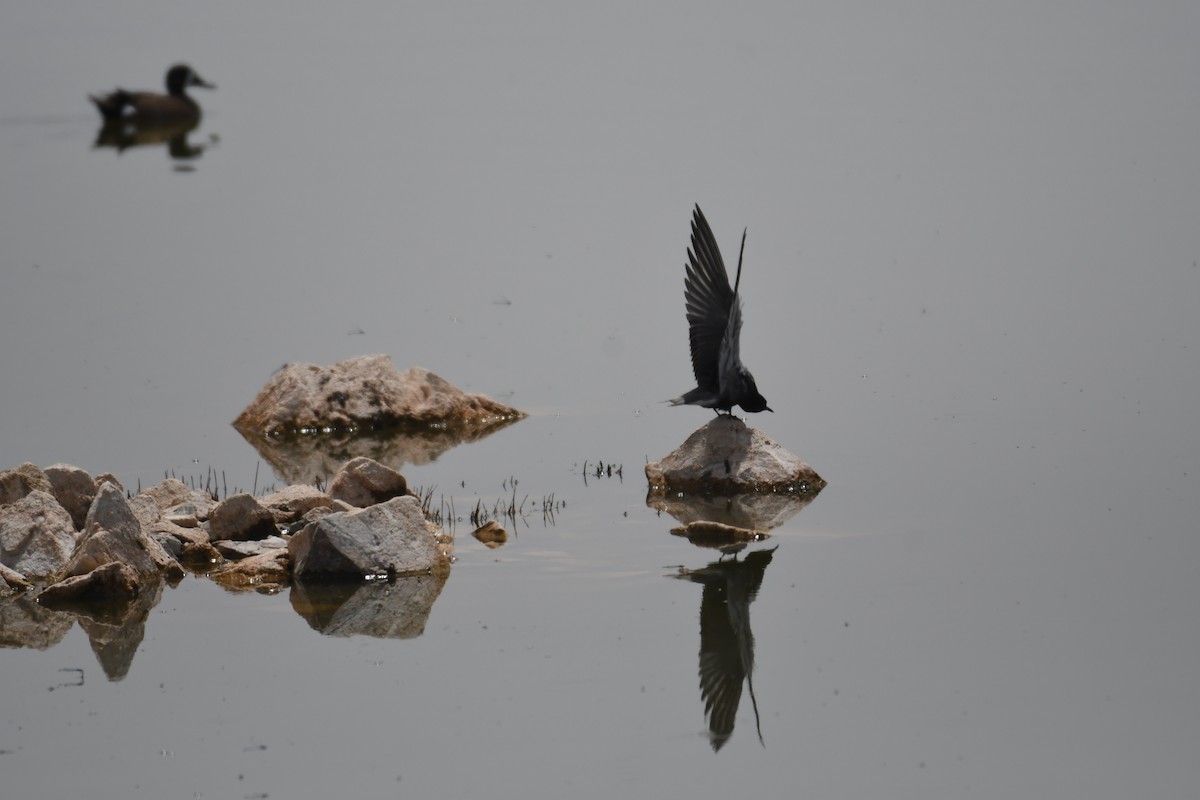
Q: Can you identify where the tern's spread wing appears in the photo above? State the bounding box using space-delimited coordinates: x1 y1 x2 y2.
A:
685 205 736 395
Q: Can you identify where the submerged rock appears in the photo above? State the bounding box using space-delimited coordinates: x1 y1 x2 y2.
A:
328 457 412 508
0 490 78 579
289 495 447 580
232 354 525 435
645 416 826 496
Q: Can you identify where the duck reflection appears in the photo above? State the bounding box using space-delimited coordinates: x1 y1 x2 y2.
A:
672 546 776 751
92 117 213 162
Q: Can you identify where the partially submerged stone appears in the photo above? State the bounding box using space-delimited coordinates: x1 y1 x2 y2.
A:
1 562 32 593
37 561 140 605
207 493 278 541
646 416 826 496
232 354 525 436
0 490 78 579
328 457 412 508
211 548 289 592
289 495 447 580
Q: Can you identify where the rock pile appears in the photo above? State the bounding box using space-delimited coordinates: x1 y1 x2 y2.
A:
0 457 450 604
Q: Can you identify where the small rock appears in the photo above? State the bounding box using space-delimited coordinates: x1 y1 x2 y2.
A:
290 495 447 580
0 463 53 505
645 416 826 495
180 540 223 565
0 490 78 579
327 457 412 508
207 493 279 541
44 464 96 530
37 561 140 604
1 562 32 593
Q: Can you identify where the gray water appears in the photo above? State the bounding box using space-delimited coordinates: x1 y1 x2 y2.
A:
3 3 1199 798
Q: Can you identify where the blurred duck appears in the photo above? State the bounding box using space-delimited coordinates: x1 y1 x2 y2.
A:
90 64 215 124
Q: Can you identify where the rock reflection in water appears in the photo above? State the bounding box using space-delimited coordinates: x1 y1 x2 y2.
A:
93 119 213 162
237 419 523 487
648 486 818 535
672 547 776 751
290 571 449 639
2 578 166 681
0 594 75 650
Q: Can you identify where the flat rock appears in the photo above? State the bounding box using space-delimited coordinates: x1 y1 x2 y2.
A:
0 463 52 505
210 548 290 592
289 495 447 580
44 464 96 530
328 457 412 508
207 493 279 541
37 561 140 605
645 416 826 496
0 490 78 579
212 536 288 561
232 354 525 435
67 483 183 580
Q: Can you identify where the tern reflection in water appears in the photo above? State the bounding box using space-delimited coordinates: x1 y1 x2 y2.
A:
672 546 776 751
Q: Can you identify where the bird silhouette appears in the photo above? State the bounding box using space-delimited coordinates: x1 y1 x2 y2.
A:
669 205 772 414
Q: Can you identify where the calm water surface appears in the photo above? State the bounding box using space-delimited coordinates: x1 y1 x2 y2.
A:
2 3 1199 798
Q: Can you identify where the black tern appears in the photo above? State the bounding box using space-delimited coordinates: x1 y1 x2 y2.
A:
669 205 772 415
